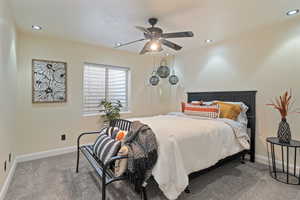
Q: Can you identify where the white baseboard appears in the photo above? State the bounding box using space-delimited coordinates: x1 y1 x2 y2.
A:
0 159 17 200
256 154 300 175
16 146 77 163
256 154 269 165
0 145 79 200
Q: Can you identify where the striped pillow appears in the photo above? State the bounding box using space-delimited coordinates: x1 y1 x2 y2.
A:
183 103 220 118
106 127 120 139
93 133 121 164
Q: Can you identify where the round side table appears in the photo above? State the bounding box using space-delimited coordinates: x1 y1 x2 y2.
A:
266 137 300 185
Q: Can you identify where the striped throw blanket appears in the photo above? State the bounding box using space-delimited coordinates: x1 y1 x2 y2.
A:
123 121 158 191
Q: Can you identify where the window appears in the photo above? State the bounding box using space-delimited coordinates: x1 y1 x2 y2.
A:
83 63 129 116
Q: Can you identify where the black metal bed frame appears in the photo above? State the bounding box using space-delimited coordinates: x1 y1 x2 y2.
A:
76 91 257 200
187 90 257 162
76 119 147 200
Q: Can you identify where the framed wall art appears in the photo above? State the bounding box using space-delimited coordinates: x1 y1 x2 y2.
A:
32 59 67 103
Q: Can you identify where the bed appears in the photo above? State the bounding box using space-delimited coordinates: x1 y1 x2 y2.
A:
127 91 257 200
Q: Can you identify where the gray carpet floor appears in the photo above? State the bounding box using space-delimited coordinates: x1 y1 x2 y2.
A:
4 152 300 200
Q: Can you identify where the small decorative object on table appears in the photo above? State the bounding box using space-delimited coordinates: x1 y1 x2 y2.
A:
99 99 122 124
149 70 160 86
169 67 179 85
266 137 300 185
267 90 300 143
157 58 170 78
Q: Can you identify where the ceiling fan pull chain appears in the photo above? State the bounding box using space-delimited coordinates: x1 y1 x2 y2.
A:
160 58 168 66
171 55 176 73
169 55 179 85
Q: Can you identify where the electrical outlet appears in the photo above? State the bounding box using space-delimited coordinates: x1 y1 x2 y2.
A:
4 161 7 172
9 153 11 162
61 134 66 141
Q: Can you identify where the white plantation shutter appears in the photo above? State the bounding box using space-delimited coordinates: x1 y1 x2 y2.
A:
83 63 129 115
108 68 128 110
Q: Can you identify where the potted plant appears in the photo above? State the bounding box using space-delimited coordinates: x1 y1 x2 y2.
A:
267 90 299 143
99 99 122 124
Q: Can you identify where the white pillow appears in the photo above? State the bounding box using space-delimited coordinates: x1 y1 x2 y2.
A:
202 101 214 105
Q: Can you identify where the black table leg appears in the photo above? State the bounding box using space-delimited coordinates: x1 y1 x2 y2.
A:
281 146 284 172
298 148 300 185
294 147 297 176
267 142 272 175
271 144 277 178
287 146 289 184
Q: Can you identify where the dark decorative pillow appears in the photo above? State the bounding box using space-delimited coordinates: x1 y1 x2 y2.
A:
93 133 121 164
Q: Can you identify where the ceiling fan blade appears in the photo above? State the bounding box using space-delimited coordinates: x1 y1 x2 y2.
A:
162 31 194 38
139 42 150 55
135 26 151 34
161 39 182 51
114 39 146 48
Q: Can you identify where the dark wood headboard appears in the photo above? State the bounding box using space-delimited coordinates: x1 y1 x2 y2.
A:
187 91 257 162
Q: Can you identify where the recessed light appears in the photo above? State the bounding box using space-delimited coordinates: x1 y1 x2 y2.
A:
286 9 299 16
32 25 42 30
115 42 122 47
205 39 213 43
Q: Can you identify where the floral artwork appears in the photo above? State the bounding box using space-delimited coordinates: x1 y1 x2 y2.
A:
32 59 67 103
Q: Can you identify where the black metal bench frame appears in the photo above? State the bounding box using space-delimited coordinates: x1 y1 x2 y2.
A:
76 119 147 200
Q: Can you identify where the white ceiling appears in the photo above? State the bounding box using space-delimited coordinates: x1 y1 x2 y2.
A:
10 0 300 54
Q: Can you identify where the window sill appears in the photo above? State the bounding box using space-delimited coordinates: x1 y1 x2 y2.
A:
83 111 132 117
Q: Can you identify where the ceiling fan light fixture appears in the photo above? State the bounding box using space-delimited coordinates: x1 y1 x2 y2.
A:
115 42 122 47
150 40 160 51
149 40 162 52
32 25 42 30
123 18 194 54
205 39 213 43
150 43 158 51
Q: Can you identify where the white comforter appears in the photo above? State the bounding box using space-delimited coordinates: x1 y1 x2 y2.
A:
128 113 249 200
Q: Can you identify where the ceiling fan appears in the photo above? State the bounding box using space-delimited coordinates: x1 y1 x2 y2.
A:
115 18 194 55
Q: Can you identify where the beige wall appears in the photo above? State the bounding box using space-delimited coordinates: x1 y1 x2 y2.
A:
16 33 171 155
172 17 300 158
12 6 300 164
0 0 17 191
